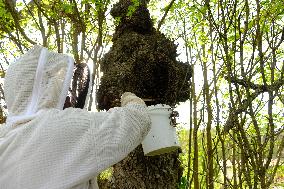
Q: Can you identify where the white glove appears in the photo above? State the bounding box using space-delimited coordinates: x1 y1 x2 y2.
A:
120 92 146 107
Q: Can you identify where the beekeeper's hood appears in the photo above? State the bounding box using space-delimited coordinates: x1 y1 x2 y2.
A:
4 45 74 124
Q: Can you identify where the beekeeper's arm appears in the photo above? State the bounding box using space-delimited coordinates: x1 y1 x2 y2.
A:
86 92 151 173
42 92 151 181
17 93 150 188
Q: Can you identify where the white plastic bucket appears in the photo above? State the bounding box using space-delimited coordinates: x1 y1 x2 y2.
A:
142 104 180 156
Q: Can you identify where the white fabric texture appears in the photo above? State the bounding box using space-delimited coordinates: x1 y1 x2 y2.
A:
121 92 146 107
4 45 74 123
0 45 151 189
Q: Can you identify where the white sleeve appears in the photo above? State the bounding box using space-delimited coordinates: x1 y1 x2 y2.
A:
18 104 151 188
86 104 151 174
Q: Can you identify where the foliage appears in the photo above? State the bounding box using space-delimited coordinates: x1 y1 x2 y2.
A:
156 0 284 188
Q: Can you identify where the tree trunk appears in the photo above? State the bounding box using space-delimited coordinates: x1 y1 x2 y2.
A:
107 146 182 189
96 0 192 188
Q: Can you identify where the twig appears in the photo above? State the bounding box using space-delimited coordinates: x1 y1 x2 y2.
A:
4 0 36 45
157 0 175 31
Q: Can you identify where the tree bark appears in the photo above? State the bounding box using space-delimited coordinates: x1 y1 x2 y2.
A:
97 0 191 188
104 146 182 189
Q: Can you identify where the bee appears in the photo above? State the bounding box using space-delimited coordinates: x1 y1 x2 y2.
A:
170 109 179 127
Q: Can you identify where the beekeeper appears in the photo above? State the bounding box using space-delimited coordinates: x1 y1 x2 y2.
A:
0 45 151 189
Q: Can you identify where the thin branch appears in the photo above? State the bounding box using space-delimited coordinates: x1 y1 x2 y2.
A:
227 76 284 93
157 0 175 31
4 0 36 45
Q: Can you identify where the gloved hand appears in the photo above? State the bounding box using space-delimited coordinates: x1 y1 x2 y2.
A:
120 92 146 107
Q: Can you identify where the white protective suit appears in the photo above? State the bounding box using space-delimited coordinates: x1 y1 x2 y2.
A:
0 45 151 189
